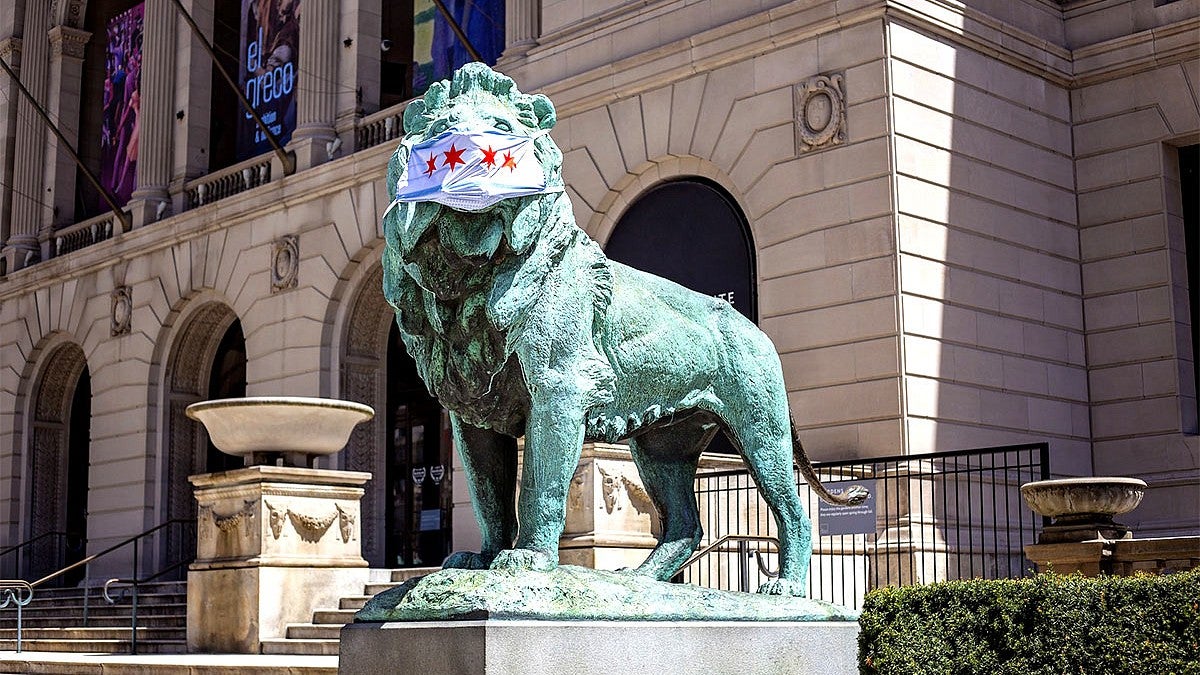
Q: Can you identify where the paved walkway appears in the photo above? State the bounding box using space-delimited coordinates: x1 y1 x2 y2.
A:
0 651 338 674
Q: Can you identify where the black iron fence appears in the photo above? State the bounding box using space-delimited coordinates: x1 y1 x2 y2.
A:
681 443 1050 610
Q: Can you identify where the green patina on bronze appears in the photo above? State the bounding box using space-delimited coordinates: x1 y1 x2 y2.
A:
378 63 867 613
357 566 857 622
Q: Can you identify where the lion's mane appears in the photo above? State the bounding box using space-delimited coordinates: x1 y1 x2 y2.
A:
382 64 613 435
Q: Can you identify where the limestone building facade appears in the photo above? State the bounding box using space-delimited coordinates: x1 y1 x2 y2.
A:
0 0 1197 581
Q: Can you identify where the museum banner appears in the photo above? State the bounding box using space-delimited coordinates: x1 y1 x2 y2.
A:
411 0 504 95
236 0 299 160
100 2 144 206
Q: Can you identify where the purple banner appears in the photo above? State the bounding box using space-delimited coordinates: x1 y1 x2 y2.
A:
237 0 299 160
100 2 144 206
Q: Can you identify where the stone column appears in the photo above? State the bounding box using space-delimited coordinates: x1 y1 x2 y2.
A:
2 3 50 272
0 37 21 270
500 0 539 61
171 0 213 216
290 0 339 170
128 0 177 227
41 25 89 246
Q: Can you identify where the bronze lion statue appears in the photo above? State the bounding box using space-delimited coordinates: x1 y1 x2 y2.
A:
382 63 865 597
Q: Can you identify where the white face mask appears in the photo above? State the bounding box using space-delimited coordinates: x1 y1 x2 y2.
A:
388 127 562 214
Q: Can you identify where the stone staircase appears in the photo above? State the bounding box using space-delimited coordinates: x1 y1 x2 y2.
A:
261 567 436 655
0 581 187 654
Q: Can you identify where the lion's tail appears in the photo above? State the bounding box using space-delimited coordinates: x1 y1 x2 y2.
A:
790 420 869 506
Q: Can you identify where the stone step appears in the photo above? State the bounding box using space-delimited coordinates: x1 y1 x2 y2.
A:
338 595 371 610
363 582 401 595
0 626 186 641
24 581 186 599
0 638 187 654
0 601 187 616
260 637 341 656
312 609 357 625
285 623 342 640
22 593 187 609
0 614 186 629
390 567 437 582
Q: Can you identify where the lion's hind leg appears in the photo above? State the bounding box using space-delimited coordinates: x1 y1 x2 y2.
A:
726 414 813 597
627 418 718 581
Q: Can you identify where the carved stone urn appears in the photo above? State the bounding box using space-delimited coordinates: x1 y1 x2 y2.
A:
186 396 373 468
1021 477 1146 544
184 396 374 654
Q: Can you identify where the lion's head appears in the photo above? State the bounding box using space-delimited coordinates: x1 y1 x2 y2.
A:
383 63 567 271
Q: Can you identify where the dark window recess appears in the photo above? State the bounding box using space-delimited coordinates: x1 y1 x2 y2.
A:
208 0 243 172
205 319 247 472
64 367 91 586
386 323 452 567
605 178 758 454
1180 144 1198 429
380 0 416 108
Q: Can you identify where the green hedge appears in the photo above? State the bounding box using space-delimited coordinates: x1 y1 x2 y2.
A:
858 569 1200 675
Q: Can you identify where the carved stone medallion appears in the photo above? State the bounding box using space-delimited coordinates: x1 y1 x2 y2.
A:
795 73 847 152
111 285 132 336
271 235 299 292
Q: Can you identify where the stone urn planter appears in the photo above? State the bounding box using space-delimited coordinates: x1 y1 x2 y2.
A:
1021 477 1146 543
186 396 373 467
182 396 374 653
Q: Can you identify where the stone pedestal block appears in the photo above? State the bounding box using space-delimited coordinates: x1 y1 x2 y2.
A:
187 466 371 653
557 444 745 571
338 620 862 675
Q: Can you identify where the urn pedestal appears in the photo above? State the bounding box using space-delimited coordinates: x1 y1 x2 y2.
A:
186 466 371 653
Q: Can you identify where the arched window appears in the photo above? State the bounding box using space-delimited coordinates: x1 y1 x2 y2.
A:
605 178 757 323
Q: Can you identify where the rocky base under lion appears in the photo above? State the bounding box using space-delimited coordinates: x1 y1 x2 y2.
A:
355 565 858 622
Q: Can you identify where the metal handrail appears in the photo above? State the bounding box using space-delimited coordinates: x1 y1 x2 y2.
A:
679 534 781 592
0 519 195 655
0 531 84 574
0 581 33 652
28 519 192 590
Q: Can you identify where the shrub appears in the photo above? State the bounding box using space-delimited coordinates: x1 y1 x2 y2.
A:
858 569 1200 675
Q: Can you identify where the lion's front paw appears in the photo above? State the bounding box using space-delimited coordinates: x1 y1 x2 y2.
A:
443 550 492 570
757 578 808 597
488 548 557 572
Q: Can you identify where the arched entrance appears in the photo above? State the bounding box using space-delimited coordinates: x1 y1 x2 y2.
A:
605 178 757 321
27 343 90 583
605 178 757 453
161 303 244 565
341 265 452 568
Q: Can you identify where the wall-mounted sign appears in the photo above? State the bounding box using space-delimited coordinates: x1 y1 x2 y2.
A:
419 508 441 532
430 465 445 484
237 0 299 160
100 2 144 206
412 466 427 484
817 479 877 537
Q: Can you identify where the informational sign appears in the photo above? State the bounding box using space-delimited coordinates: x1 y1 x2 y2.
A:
412 466 427 484
100 2 144 206
411 0 504 95
430 465 445 484
817 479 877 537
237 0 299 160
419 509 441 532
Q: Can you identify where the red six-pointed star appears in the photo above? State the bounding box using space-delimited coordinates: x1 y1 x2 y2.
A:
480 145 499 169
442 144 466 171
423 154 438 177
501 151 518 172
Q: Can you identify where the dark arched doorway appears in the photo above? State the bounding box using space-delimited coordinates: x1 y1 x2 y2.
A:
385 323 452 567
340 264 453 568
605 178 757 322
28 343 90 584
606 178 757 453
162 303 244 569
